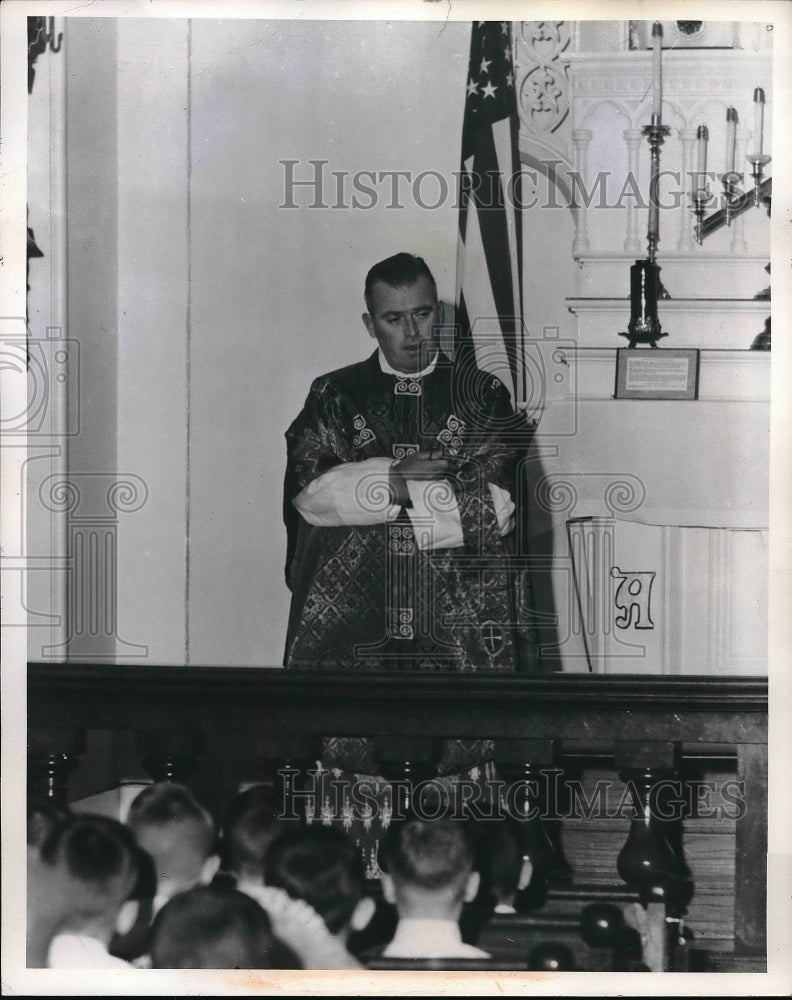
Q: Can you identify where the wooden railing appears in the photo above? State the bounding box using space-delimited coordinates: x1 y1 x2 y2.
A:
27 665 767 968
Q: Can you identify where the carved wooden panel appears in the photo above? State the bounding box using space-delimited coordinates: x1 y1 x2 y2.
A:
514 21 572 162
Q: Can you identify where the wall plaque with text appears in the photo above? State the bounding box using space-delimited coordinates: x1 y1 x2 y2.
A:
615 348 700 400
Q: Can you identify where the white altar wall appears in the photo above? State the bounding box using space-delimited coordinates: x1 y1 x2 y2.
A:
512 21 771 673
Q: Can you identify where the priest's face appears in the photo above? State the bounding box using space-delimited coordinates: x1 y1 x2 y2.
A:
363 276 440 374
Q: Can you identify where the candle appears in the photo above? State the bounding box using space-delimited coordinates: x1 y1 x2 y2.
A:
753 87 765 156
695 125 708 197
725 107 737 174
652 23 663 119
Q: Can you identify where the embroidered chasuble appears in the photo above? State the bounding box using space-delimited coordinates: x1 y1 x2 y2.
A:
284 349 538 675
282 350 539 862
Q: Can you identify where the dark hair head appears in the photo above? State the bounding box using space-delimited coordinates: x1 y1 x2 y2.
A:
127 782 215 856
479 818 525 902
264 826 364 935
39 813 140 891
221 786 280 875
379 818 474 892
364 253 437 312
150 886 277 969
27 796 69 849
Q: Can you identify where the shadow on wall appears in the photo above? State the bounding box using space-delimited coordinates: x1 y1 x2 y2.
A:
437 301 560 675
520 444 560 674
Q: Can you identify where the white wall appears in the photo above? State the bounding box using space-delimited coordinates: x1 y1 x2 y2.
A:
110 18 470 664
116 19 190 662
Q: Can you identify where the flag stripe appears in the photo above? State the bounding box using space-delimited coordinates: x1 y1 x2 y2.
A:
455 20 524 407
492 116 523 331
471 131 517 327
458 247 516 397
462 167 519 393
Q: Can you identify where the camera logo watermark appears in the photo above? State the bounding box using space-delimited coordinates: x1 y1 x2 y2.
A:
0 319 80 437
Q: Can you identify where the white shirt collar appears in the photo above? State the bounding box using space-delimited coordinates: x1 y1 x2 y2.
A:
48 933 131 969
152 891 172 917
385 918 461 953
378 348 439 379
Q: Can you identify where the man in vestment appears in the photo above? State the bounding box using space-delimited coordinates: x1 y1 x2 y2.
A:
283 252 537 678
282 255 538 838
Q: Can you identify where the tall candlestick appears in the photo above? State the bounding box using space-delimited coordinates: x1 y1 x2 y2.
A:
725 107 737 173
643 120 669 261
651 23 663 120
753 87 765 157
648 185 659 246
696 125 708 196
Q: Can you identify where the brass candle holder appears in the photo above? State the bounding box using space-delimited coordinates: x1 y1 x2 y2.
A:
693 159 771 243
720 171 744 227
692 187 710 246
642 115 672 262
619 115 672 348
746 153 771 207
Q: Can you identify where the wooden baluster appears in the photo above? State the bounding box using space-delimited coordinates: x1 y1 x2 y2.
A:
256 733 314 823
28 728 85 804
579 902 645 971
136 730 204 784
496 739 566 889
616 768 680 888
528 941 576 971
636 878 687 972
372 736 440 818
615 741 686 892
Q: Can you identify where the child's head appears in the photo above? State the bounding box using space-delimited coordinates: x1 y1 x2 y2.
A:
479 818 533 908
264 826 374 941
221 785 282 885
379 818 479 920
150 886 278 969
27 796 69 853
126 782 219 898
37 813 141 938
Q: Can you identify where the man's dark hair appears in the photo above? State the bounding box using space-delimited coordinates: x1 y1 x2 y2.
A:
220 785 280 875
150 886 277 969
364 252 437 312
479 818 524 902
222 794 281 878
379 817 474 891
39 813 140 887
127 781 215 854
264 826 364 935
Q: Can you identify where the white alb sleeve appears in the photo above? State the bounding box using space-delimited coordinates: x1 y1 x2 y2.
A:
294 458 515 544
293 457 400 526
489 483 516 537
405 479 464 551
405 481 515 551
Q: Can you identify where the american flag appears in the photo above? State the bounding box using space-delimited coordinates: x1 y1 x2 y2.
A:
455 23 542 675
455 20 524 408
